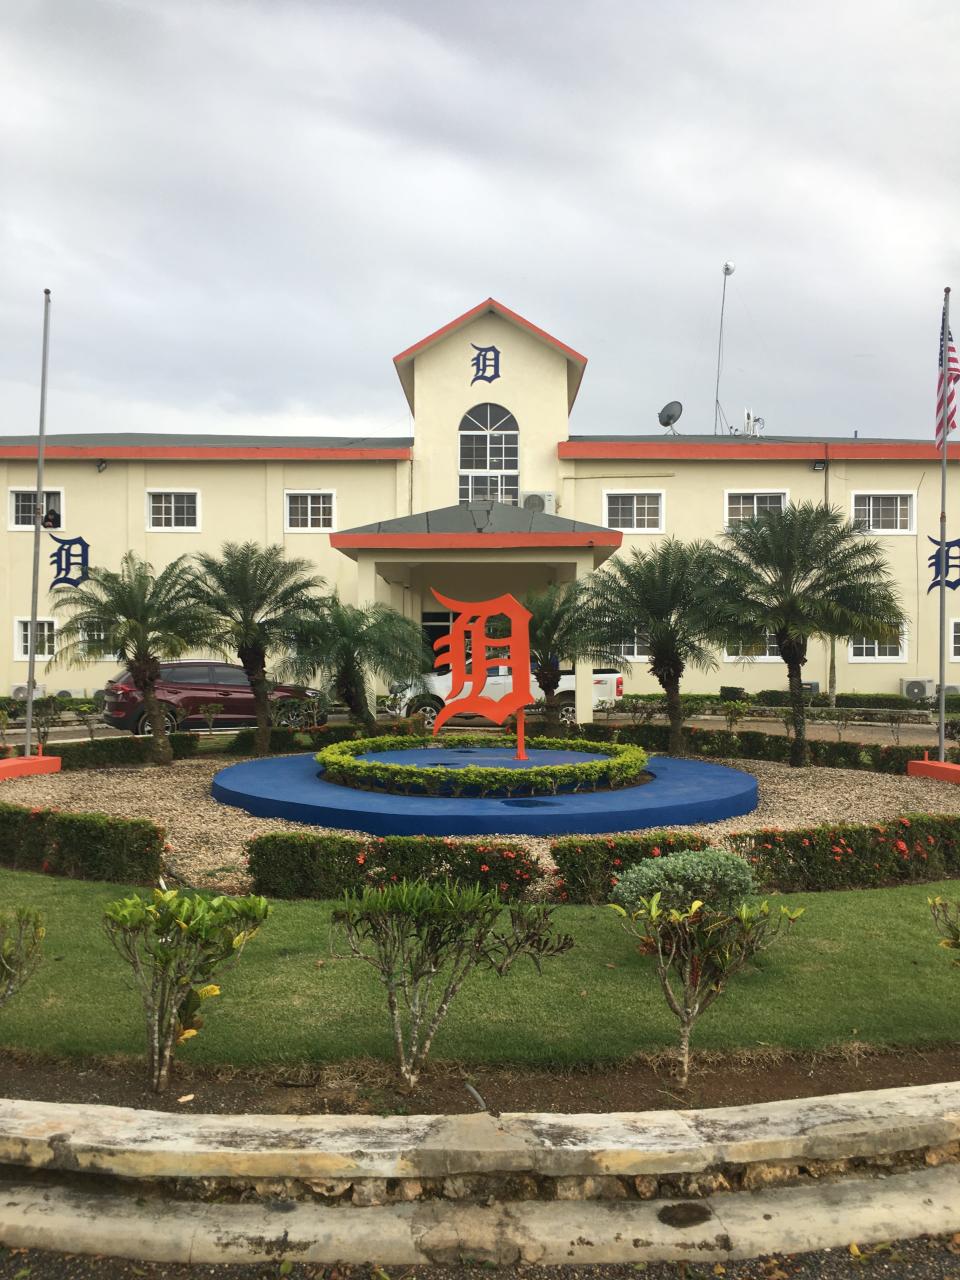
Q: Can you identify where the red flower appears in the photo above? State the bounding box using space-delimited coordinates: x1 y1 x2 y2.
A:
895 839 908 854
651 846 661 858
612 858 622 867
356 854 366 865
801 838 810 847
480 864 489 872
900 817 911 827
833 855 841 862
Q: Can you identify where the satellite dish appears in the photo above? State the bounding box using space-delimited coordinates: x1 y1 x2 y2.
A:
658 401 683 428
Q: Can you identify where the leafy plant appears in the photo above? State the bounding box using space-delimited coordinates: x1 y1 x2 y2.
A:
333 880 573 1087
612 849 755 912
720 700 750 732
611 893 803 1085
588 539 726 756
103 889 269 1091
930 896 960 966
888 711 911 746
52 551 214 765
30 695 65 751
714 503 905 766
197 702 224 735
74 702 100 743
0 907 44 1010
189 542 325 756
616 694 665 726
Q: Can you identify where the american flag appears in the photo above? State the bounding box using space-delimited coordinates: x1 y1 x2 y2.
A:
936 301 960 450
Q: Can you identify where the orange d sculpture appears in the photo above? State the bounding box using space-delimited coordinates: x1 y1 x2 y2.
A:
430 589 534 760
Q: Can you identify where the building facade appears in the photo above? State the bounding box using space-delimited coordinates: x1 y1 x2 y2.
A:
2 297 959 716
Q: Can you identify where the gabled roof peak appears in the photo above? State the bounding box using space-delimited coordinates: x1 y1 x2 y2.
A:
393 299 587 414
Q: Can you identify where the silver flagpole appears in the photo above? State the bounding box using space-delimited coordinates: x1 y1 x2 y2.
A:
938 286 951 762
23 289 52 759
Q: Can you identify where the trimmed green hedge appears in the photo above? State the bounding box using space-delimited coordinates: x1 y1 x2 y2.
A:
316 734 648 798
51 732 201 770
550 814 960 902
0 802 164 881
247 833 544 900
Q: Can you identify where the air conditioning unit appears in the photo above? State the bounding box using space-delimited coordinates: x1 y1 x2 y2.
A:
521 491 557 515
901 678 936 700
939 685 960 697
10 684 46 699
801 681 820 695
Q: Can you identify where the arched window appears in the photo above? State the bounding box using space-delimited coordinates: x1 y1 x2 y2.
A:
458 403 519 504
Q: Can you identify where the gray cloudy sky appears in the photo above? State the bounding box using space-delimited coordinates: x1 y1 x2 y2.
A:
1 0 958 440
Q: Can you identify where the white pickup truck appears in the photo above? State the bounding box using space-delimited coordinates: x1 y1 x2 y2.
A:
401 668 623 728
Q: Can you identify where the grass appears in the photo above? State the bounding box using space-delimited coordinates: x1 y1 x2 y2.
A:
1 868 958 1068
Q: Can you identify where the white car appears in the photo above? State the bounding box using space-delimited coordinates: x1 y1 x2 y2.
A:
400 667 623 729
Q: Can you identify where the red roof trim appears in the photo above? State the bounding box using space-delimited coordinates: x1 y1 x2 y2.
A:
0 445 411 462
393 298 587 367
558 440 960 462
330 531 623 551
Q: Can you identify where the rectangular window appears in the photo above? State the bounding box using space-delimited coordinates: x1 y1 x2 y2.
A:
147 491 199 530
850 631 905 660
726 630 781 660
616 634 649 660
285 490 335 531
726 492 786 526
953 620 960 660
852 493 914 533
79 623 112 660
458 474 519 504
16 618 56 661
9 489 63 529
604 492 663 533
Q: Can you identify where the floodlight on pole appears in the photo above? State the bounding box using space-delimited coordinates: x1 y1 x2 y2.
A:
714 261 735 436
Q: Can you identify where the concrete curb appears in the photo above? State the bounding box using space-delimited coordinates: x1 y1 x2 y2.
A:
1 1166 958 1264
2 1082 958 1181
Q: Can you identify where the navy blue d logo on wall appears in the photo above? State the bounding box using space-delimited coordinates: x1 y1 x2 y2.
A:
470 344 500 385
49 535 90 588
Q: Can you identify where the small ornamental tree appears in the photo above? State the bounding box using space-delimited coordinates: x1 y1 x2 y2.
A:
0 908 44 1010
197 702 224 735
334 880 573 1088
611 893 803 1086
104 889 270 1092
930 896 960 967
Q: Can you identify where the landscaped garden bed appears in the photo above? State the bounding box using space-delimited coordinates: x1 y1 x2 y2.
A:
0 865 957 1114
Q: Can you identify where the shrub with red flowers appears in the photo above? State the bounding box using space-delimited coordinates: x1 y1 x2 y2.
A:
550 831 711 903
247 832 546 900
0 801 163 882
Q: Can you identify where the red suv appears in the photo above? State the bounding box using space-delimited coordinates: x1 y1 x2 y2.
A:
102 662 327 736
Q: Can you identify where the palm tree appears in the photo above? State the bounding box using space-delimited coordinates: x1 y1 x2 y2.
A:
587 539 723 755
714 502 905 766
517 583 625 725
289 595 431 732
189 542 325 756
52 552 212 764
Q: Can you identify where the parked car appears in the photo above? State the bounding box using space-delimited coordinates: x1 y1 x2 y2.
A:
398 668 623 729
102 661 327 736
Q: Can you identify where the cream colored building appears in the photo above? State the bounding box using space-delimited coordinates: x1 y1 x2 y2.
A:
3 297 959 718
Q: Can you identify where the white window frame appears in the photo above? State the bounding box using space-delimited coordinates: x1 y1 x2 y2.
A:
79 623 116 662
723 489 789 529
724 630 782 663
8 487 66 532
145 489 201 532
284 489 337 533
952 618 960 662
14 616 56 662
615 633 650 662
850 490 916 535
602 489 665 534
848 629 909 663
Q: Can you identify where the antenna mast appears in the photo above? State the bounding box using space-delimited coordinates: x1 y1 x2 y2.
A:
713 261 735 435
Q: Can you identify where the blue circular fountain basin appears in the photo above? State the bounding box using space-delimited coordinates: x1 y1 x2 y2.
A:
211 753 758 837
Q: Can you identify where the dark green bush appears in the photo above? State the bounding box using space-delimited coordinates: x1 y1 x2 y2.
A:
551 830 711 903
550 814 960 901
0 803 164 881
612 848 755 911
316 734 648 798
247 832 545 900
52 733 200 770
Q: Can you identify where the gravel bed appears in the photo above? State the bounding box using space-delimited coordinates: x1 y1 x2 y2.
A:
2 1234 960 1278
2 756 960 894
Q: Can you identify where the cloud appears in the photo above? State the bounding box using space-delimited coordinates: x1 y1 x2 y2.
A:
1 0 958 439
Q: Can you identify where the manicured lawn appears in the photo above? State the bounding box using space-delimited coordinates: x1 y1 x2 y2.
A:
1 868 958 1067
